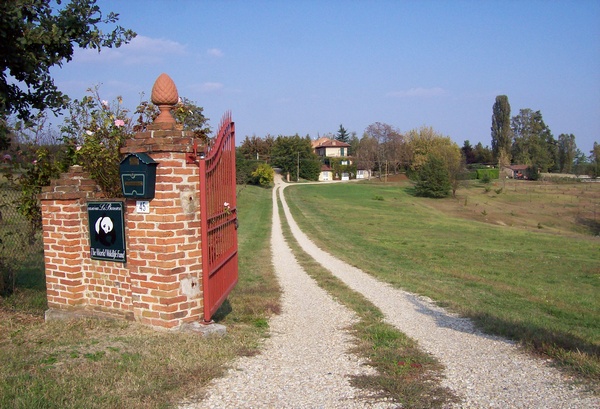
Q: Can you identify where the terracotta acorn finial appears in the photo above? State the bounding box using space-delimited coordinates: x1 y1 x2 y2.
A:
151 73 179 124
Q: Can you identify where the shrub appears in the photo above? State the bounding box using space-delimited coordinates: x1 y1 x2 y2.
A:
251 163 274 187
61 91 133 197
16 87 210 229
414 155 451 198
526 166 540 181
476 168 499 181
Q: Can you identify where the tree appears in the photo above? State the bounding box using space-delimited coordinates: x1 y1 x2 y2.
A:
472 142 494 164
491 95 512 163
336 124 350 143
348 132 359 158
354 134 377 178
461 140 476 164
557 133 577 173
406 126 461 173
414 154 451 198
511 109 557 172
364 122 402 178
271 134 320 181
572 149 589 177
385 131 409 174
591 142 600 178
238 134 275 161
0 0 136 149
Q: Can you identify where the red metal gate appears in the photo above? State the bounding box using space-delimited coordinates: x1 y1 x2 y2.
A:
199 112 238 323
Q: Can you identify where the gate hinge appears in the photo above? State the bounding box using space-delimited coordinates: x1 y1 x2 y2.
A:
186 140 205 166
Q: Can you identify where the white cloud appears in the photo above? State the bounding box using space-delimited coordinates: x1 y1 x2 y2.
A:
207 48 224 58
196 82 224 93
71 35 188 65
387 87 447 98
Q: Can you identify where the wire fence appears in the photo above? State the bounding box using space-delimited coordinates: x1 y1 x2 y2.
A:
0 169 44 295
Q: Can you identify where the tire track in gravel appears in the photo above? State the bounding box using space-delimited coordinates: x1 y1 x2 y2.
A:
277 179 599 409
182 182 395 408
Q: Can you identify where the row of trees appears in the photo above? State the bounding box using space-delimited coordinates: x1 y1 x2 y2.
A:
237 134 321 183
237 123 465 197
236 124 357 184
491 95 598 175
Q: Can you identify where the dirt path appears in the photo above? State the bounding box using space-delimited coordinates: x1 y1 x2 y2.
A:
182 178 394 408
184 176 598 408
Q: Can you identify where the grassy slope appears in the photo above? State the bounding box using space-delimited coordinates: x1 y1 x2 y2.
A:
284 181 599 381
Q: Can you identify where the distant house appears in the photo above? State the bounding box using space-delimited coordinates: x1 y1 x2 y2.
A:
311 137 374 181
502 165 529 179
312 138 351 158
356 169 370 179
319 164 333 181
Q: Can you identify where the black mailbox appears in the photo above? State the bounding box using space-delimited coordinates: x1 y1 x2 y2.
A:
119 153 158 199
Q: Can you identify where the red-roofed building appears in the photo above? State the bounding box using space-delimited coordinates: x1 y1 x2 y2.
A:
502 164 529 179
313 138 351 158
311 137 371 181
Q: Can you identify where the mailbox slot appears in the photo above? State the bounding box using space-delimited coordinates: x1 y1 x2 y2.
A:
119 153 158 199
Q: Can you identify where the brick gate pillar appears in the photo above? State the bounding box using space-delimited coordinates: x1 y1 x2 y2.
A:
122 73 205 329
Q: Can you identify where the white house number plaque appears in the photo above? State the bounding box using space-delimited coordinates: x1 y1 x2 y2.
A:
136 200 150 214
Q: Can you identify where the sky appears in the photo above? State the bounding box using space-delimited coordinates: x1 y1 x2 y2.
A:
50 0 600 153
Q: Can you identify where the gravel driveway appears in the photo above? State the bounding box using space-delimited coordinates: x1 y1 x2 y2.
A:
183 176 599 408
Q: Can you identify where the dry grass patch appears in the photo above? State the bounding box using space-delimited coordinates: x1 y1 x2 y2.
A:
429 178 600 236
0 184 279 408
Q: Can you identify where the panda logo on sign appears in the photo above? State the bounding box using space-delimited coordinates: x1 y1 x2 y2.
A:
95 214 116 246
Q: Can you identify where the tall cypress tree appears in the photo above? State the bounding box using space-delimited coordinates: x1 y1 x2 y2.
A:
491 95 512 163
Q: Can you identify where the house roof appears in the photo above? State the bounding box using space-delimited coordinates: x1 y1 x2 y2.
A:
311 137 331 149
508 165 529 171
314 138 351 149
321 164 332 171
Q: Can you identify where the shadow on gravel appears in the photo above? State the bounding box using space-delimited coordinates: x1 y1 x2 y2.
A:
468 312 600 358
406 292 599 357
406 293 600 384
405 294 513 344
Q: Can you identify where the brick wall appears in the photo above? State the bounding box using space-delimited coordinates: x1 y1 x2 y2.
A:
39 123 206 329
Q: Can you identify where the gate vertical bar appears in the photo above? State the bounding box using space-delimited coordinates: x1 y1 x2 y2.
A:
199 112 238 323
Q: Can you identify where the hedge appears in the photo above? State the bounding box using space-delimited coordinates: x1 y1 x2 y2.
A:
476 168 499 180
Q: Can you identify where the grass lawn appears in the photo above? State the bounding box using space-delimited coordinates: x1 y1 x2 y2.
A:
283 178 600 383
0 184 279 409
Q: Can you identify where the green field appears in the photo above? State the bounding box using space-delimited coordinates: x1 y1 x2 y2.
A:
283 180 600 381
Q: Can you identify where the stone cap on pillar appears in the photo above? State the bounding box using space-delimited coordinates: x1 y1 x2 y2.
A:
150 73 179 129
121 73 200 154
